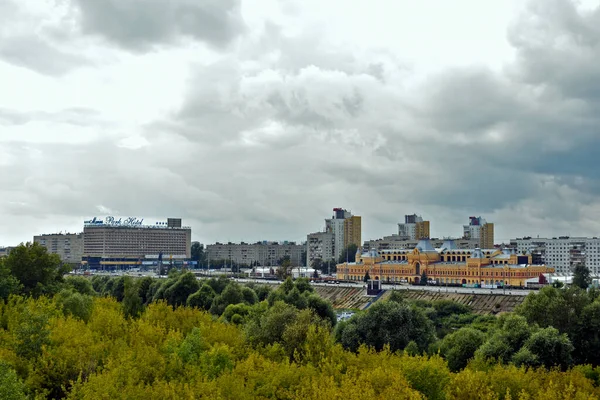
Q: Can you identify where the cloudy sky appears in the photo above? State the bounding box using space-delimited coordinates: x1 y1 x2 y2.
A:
1 0 600 246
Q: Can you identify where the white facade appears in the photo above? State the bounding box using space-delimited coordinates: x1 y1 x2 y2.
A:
326 218 346 261
307 232 334 266
463 217 486 240
206 242 304 267
398 214 424 240
398 223 417 240
514 237 600 275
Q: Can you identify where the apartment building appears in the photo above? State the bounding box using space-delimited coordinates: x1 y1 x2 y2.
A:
398 214 430 240
307 208 362 266
206 241 304 266
34 233 84 264
513 236 600 275
463 216 494 249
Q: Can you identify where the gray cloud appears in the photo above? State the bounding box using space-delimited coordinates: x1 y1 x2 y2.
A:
0 35 89 76
2 0 600 246
0 107 102 126
69 0 245 52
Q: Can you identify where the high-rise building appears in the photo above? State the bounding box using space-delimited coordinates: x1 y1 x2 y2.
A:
344 215 362 249
463 216 494 249
34 233 84 264
398 214 430 240
306 232 335 266
82 216 191 269
307 208 361 266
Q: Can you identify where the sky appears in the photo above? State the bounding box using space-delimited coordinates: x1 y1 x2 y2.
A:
1 0 600 246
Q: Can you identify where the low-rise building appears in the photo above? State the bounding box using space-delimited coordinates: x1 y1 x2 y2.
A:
337 239 552 287
363 236 481 252
206 241 304 267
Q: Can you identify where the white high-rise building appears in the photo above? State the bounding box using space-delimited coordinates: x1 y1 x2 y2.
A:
306 232 334 266
513 236 600 275
307 208 360 266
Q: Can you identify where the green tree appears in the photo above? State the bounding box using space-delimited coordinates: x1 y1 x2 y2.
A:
573 264 592 289
56 289 94 322
122 280 144 319
191 241 205 263
164 272 201 307
420 271 428 286
0 362 26 400
276 258 293 279
363 271 371 282
0 258 22 300
522 327 574 369
440 327 486 372
187 284 216 310
311 258 323 272
336 300 436 352
338 244 358 264
65 276 96 296
475 314 533 364
5 242 69 296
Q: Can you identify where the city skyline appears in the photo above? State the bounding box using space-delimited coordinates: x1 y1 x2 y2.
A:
2 210 597 249
2 0 600 247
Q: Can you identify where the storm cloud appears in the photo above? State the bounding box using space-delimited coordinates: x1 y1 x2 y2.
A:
1 0 600 246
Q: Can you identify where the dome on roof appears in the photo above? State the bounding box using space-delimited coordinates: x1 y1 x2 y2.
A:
416 239 436 252
441 239 458 251
471 248 485 259
369 249 379 258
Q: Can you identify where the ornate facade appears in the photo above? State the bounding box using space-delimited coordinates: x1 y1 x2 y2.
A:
336 239 553 287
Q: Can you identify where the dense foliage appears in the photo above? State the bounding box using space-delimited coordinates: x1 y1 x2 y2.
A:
4 243 600 398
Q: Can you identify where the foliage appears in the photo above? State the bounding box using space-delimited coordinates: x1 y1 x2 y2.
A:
336 299 436 352
55 289 94 322
187 283 217 310
0 361 27 400
0 259 22 301
440 327 486 372
64 276 96 296
337 244 358 264
4 242 69 297
363 271 371 282
122 279 144 319
573 264 592 289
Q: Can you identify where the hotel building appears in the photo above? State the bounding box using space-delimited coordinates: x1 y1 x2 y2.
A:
82 217 191 269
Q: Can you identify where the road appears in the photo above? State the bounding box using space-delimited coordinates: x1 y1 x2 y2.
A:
74 271 531 296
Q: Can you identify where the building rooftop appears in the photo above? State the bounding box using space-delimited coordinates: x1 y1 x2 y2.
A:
416 239 437 253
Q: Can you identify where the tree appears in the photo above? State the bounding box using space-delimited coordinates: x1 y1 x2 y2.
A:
338 244 358 264
420 271 428 286
276 258 293 279
65 276 96 296
336 300 436 352
0 362 26 400
0 258 22 300
191 242 205 263
164 272 201 307
187 284 216 310
122 280 144 319
4 242 69 296
522 327 574 369
440 327 486 372
363 271 371 282
573 264 591 289
311 258 323 272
